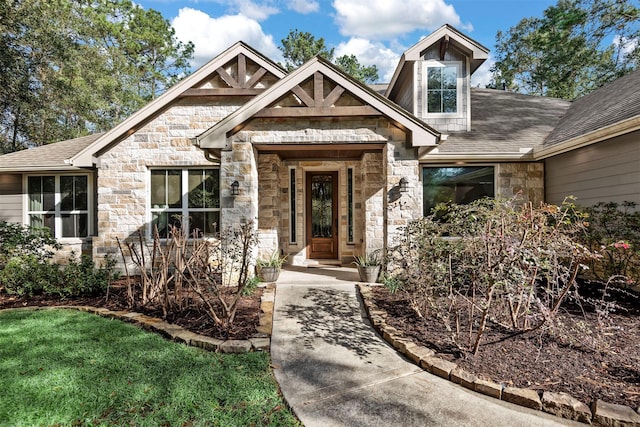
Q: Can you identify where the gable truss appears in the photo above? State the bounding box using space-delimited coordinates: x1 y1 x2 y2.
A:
254 72 379 118
181 54 276 97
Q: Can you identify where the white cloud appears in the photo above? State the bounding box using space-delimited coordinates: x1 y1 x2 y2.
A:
614 35 638 60
470 56 494 88
332 0 471 39
236 0 279 21
288 0 319 14
334 37 401 82
171 8 282 68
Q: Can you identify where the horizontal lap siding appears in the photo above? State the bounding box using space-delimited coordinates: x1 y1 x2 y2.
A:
545 131 640 208
0 174 23 222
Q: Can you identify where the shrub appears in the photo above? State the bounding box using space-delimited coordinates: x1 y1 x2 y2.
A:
0 221 60 267
387 198 594 355
0 255 59 296
0 254 116 298
580 202 640 287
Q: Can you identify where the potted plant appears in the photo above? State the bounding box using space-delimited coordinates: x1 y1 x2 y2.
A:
256 250 287 282
353 251 381 283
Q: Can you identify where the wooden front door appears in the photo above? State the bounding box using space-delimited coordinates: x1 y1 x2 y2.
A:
306 171 338 259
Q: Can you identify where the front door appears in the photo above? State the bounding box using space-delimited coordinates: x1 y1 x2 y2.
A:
306 171 338 259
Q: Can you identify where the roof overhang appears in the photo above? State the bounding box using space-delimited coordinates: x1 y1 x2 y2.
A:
195 57 440 150
420 147 535 163
67 42 287 167
534 115 640 159
0 166 90 173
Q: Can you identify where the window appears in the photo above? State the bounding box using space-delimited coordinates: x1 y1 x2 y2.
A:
423 166 494 215
27 175 89 238
289 168 296 244
150 169 220 238
347 167 354 243
425 62 460 114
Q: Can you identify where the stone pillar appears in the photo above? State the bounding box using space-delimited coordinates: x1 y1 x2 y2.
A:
385 142 422 247
256 153 281 259
362 152 385 255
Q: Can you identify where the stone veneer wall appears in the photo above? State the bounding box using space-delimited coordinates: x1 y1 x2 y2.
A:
496 162 544 205
384 140 422 248
235 117 417 265
93 98 245 268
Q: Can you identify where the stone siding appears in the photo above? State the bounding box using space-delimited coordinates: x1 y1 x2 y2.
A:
496 162 544 205
93 98 245 269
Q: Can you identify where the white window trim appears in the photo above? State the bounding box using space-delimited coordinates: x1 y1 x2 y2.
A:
147 168 220 239
422 60 463 118
23 173 93 242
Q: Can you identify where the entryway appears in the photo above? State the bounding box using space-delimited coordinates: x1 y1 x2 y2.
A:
306 171 338 260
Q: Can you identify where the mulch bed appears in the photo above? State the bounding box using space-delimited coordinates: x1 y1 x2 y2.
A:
370 286 640 409
0 279 261 341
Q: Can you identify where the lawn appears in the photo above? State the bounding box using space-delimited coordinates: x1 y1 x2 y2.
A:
0 309 299 426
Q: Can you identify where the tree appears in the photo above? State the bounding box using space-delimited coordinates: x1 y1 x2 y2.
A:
490 0 639 99
334 54 379 84
278 29 379 83
0 0 194 153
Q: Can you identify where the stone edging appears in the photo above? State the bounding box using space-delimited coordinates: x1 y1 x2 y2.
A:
0 283 276 354
357 284 640 427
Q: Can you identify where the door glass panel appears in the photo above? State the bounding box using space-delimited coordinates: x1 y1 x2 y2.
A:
311 175 333 238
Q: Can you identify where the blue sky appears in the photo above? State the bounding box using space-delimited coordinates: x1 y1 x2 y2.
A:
136 0 558 84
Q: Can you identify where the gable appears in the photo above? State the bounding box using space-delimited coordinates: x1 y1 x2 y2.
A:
68 42 286 167
194 57 440 150
386 24 489 98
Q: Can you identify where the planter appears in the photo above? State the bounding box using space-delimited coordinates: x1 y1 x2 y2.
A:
258 266 281 282
357 265 380 283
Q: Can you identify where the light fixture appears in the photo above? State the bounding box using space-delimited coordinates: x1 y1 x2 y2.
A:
399 177 409 193
231 180 240 196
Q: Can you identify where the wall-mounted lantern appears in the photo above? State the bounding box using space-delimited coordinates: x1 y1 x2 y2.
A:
231 180 240 196
399 177 409 193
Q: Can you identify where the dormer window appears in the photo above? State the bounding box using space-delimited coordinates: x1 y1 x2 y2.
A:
424 61 461 116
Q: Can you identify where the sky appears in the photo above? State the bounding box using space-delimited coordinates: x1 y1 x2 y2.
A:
135 0 559 85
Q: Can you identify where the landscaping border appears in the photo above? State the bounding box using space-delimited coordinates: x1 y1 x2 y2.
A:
0 283 276 354
358 284 640 427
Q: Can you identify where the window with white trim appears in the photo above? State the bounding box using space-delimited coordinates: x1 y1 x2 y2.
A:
27 175 89 238
424 61 461 115
150 169 220 238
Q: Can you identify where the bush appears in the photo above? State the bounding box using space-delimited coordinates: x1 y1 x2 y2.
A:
0 221 60 267
387 198 594 354
580 202 640 287
0 254 116 298
0 255 59 297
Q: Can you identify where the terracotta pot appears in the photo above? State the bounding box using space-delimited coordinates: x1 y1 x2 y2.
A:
259 266 280 282
357 265 380 283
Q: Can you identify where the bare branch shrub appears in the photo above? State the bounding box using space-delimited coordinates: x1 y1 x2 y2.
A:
387 198 595 355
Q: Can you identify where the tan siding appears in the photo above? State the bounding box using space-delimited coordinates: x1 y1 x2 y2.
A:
0 174 23 223
388 65 414 113
545 131 640 208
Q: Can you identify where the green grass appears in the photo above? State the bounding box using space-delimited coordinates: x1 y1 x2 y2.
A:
0 309 299 427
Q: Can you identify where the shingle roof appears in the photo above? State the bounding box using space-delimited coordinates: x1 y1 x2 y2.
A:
0 133 103 171
437 88 571 154
544 69 640 147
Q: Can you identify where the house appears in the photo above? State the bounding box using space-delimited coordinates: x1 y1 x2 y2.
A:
0 25 638 268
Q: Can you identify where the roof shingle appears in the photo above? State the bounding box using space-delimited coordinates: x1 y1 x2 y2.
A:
544 69 640 147
0 133 103 171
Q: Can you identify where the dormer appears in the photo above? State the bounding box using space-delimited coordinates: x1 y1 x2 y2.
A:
386 25 488 132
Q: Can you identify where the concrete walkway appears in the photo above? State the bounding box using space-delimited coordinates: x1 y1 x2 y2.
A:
270 266 581 427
